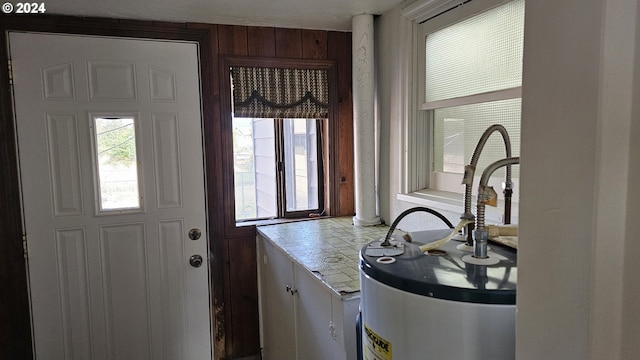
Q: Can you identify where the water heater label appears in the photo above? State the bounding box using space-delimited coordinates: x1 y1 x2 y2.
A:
364 323 392 360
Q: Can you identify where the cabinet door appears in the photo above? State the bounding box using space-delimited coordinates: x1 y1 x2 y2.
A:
332 295 360 360
294 265 335 360
258 236 296 360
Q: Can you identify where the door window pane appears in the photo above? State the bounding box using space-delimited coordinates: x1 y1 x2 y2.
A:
93 116 141 211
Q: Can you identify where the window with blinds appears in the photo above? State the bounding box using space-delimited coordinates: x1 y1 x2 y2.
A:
231 66 329 119
230 65 327 221
422 0 524 193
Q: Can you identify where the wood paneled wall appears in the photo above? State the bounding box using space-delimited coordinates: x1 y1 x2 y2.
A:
193 23 354 359
0 15 353 360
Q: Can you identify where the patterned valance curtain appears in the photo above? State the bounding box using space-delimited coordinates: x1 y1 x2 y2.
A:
231 66 329 119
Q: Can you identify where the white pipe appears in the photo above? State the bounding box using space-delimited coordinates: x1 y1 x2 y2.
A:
352 14 381 227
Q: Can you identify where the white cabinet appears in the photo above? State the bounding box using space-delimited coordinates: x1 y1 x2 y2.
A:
257 234 359 360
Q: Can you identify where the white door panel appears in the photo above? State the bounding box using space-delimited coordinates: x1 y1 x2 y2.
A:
10 32 212 360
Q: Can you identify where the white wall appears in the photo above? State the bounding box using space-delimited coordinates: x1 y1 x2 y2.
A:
375 0 640 358
518 0 600 357
375 6 461 231
518 0 640 358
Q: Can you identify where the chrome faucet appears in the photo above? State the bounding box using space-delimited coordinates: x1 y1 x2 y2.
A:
460 124 514 246
473 157 520 259
380 206 454 247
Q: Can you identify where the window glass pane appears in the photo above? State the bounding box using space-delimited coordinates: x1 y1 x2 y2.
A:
94 116 140 211
425 0 524 102
283 119 319 212
233 116 322 221
433 98 521 178
233 117 277 220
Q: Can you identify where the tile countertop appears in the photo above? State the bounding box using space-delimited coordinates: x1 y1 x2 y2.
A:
257 217 396 296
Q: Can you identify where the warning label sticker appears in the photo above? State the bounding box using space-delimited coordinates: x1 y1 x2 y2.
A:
363 323 392 360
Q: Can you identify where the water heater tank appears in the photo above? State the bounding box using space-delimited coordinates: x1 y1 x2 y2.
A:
359 229 517 360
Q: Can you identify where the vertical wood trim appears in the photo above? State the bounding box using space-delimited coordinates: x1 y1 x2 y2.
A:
328 31 354 216
186 22 228 360
218 40 244 236
275 28 303 58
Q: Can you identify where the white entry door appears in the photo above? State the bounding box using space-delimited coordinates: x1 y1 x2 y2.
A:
10 32 212 360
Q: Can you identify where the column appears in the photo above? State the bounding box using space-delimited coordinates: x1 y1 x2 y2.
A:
352 14 381 226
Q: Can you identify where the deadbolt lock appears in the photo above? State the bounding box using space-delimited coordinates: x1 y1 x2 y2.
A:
188 228 202 240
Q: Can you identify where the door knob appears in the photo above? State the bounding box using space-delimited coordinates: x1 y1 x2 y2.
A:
190 254 203 268
188 228 202 240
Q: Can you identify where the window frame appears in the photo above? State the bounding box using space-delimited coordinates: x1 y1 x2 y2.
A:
399 0 523 222
232 117 325 222
220 56 338 229
276 118 325 219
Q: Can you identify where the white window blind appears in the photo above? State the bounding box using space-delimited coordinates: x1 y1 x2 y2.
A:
424 0 524 181
424 0 525 103
433 98 521 178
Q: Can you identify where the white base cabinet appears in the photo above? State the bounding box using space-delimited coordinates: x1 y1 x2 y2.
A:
257 234 359 360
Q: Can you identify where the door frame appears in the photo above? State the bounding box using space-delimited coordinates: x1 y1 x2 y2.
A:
0 16 226 359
